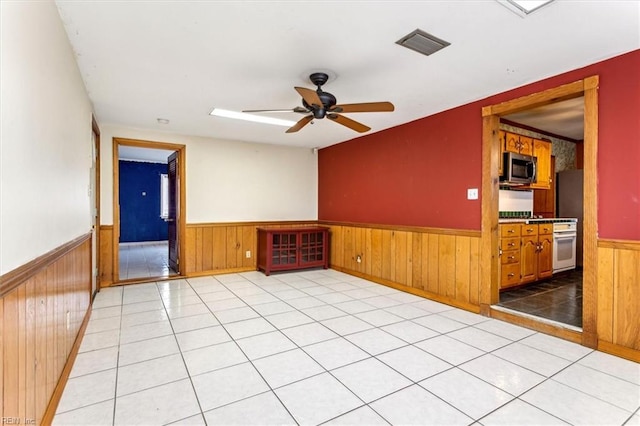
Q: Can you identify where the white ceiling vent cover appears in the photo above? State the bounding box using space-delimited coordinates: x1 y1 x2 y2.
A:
396 29 451 57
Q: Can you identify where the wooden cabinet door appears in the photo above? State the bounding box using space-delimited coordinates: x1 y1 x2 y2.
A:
530 139 551 189
498 130 506 175
505 132 521 153
520 236 538 284
518 136 533 155
537 234 554 279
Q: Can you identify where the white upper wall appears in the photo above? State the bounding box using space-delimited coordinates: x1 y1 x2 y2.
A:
0 0 93 275
100 125 318 224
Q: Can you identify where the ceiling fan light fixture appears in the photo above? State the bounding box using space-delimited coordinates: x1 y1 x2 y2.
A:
396 29 450 57
209 108 296 127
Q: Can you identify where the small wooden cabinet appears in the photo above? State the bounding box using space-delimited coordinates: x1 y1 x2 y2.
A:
257 227 329 275
526 139 552 189
500 223 554 289
505 132 533 156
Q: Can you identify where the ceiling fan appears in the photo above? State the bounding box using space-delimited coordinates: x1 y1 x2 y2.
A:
243 72 394 133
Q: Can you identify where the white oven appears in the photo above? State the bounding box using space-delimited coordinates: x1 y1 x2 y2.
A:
553 221 577 273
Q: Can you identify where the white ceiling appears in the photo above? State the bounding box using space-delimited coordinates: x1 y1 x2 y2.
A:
55 1 639 149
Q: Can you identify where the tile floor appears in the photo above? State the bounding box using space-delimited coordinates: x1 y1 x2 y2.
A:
499 269 583 328
54 269 639 425
119 241 176 280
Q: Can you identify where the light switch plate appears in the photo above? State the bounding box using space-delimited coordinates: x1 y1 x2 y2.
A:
467 188 479 200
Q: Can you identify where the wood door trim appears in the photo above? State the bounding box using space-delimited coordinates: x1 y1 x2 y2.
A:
481 76 599 348
92 116 101 290
112 137 187 283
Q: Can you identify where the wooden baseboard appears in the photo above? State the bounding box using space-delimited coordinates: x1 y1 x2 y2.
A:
331 265 481 314
489 307 582 344
598 340 640 363
40 303 92 425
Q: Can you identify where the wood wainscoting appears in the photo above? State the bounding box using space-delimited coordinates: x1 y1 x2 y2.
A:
0 233 93 425
597 239 640 361
321 222 482 312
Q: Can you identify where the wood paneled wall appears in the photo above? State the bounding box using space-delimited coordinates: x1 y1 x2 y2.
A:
597 239 640 359
323 222 482 312
99 225 113 286
0 234 92 425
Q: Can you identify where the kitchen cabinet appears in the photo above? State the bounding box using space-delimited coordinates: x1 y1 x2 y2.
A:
533 156 556 217
257 227 329 275
527 139 552 189
499 223 553 289
498 130 507 176
504 132 533 156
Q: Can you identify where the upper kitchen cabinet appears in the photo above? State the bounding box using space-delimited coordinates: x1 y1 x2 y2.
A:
505 132 533 156
528 139 552 189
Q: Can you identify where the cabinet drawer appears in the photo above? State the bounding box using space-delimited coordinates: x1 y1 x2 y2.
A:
501 263 521 288
521 224 538 236
500 224 521 237
501 249 520 265
500 238 520 251
538 224 553 235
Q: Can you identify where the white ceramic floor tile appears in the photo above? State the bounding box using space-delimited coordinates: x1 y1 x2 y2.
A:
412 314 468 333
355 309 404 327
166 414 206 425
114 378 200 425
116 353 188 396
448 327 512 352
69 346 119 378
473 318 536 341
370 384 473 425
162 294 203 308
302 285 337 296
321 315 375 336
52 399 114 426
56 369 117 413
315 292 355 304
85 316 121 335
175 325 231 352
282 322 338 347
119 320 174 344
120 309 169 328
118 335 180 366
265 310 314 329
324 405 389 425
192 362 270 412
324 282 359 292
378 345 453 382
251 300 296 316
384 303 432 320
578 351 640 386
342 288 379 299
345 328 407 356
387 292 424 303
170 312 219 333
90 305 122 320
479 398 569 425
361 295 403 309
198 289 237 302
332 357 412 403
182 341 248 376
521 379 633 425
240 293 280 305
224 317 276 340
285 295 327 310
253 348 324 389
205 297 247 312
626 413 640 426
165 303 210 320
333 299 377 314
552 363 640 412
273 288 309 300
214 306 260 324
410 299 455 314
300 304 348 321
459 353 545 396
235 330 297 360
519 332 593 362
415 335 485 366
380 320 439 344
420 367 513 419
274 372 364 425
492 342 572 377
203 391 296 425
304 337 370 370
439 308 489 325
78 329 120 353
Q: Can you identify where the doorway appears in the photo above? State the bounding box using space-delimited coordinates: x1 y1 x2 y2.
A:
113 138 186 283
480 76 599 348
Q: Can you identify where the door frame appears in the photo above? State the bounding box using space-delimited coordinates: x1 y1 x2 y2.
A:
112 137 187 283
480 76 599 348
91 116 101 293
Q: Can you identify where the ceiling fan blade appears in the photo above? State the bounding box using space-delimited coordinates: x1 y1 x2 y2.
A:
295 87 323 108
331 102 395 113
242 107 309 114
286 115 314 133
327 113 371 133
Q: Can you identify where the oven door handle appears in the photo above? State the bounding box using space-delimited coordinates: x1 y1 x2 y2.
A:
554 235 576 240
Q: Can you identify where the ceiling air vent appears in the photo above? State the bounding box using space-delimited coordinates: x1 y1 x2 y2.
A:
396 29 450 57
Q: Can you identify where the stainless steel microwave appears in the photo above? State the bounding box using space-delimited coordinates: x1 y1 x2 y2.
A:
501 152 537 184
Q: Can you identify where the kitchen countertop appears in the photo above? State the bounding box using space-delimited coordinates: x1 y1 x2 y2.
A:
498 217 578 224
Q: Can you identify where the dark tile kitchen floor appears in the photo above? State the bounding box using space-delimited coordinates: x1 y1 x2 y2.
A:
498 269 583 328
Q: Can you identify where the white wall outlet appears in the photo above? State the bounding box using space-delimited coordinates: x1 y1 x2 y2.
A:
245 250 251 258
467 188 479 200
356 254 362 263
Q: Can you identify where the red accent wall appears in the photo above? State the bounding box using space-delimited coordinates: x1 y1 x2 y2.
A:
318 49 640 240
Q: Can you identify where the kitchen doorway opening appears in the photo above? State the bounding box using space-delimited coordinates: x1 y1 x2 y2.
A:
481 76 599 348
113 138 186 284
